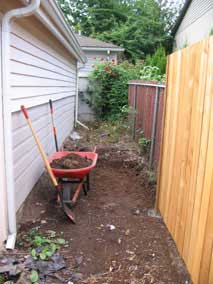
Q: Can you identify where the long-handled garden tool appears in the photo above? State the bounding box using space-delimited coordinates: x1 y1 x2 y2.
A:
20 105 76 223
49 99 59 152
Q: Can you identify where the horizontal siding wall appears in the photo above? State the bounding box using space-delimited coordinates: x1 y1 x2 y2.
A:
9 16 77 211
175 0 213 49
10 17 77 111
177 0 212 33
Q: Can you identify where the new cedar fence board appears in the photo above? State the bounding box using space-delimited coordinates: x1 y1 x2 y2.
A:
156 36 213 284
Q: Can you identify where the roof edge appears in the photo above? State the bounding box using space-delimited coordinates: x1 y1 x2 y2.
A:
21 0 86 63
82 47 125 52
172 0 193 36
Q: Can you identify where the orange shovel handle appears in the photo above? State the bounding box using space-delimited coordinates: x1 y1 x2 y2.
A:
20 105 58 187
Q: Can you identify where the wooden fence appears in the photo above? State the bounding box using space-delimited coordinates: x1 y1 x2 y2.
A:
156 36 213 284
128 80 165 169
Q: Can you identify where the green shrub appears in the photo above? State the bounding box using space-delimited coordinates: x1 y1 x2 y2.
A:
87 61 165 120
145 46 167 74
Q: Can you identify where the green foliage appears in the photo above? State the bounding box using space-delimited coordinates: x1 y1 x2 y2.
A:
58 0 129 36
57 0 184 61
139 66 166 82
29 233 66 261
20 228 67 262
87 61 141 120
30 270 39 283
138 131 151 153
145 46 167 74
148 171 157 185
88 61 165 120
97 0 171 61
0 275 5 284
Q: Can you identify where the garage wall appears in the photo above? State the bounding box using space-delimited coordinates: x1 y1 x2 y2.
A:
9 16 77 211
78 50 117 121
78 50 117 77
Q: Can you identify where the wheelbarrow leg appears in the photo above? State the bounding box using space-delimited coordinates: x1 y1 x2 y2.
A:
83 183 87 196
86 174 90 191
72 180 84 204
57 181 76 223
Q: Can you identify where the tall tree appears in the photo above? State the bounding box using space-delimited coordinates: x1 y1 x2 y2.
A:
58 0 131 35
57 0 183 60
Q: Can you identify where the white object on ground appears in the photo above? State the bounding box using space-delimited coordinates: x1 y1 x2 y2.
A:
106 224 116 231
70 131 81 140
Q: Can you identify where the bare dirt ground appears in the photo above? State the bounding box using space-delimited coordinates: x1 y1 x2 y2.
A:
2 125 191 284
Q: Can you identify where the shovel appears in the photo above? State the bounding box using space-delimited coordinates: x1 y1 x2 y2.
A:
49 99 59 152
20 105 76 223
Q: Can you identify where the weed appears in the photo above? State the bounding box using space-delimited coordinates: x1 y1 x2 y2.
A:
30 233 66 261
138 131 151 153
30 270 39 283
148 171 157 185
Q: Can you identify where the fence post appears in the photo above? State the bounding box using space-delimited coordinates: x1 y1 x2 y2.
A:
132 85 137 140
149 86 160 169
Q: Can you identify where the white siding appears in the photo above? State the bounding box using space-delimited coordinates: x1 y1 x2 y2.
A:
9 17 77 211
0 13 8 247
175 0 213 49
78 50 117 77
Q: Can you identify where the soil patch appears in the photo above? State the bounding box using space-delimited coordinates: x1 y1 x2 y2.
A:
50 153 92 169
11 128 191 284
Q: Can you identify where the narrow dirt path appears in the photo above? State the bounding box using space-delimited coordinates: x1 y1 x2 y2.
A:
18 142 191 284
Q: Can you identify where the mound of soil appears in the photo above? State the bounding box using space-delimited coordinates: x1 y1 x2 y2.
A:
50 153 92 169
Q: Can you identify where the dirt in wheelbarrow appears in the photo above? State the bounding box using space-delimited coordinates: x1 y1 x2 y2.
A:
14 130 191 284
50 153 92 169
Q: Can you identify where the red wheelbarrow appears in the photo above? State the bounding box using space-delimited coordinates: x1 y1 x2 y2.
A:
49 149 98 223
21 104 98 224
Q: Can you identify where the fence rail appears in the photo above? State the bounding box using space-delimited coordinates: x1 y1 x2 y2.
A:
128 80 165 169
156 36 213 284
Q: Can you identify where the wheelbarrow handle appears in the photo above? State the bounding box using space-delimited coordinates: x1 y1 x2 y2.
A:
93 146 97 153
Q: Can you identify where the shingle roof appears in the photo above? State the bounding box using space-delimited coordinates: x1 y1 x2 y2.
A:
75 34 124 50
172 0 193 36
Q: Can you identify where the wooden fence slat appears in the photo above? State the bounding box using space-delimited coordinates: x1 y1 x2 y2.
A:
158 54 175 216
182 38 209 265
164 51 182 229
208 249 213 284
199 180 213 284
174 47 193 247
167 48 188 236
190 37 213 282
175 44 196 252
155 60 170 209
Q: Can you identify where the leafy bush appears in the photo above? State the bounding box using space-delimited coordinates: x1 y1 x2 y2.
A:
139 66 166 82
87 61 165 120
145 46 167 74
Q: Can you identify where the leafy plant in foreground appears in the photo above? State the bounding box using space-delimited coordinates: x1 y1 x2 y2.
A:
138 131 151 153
30 270 39 284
